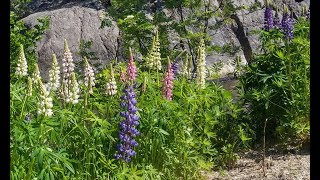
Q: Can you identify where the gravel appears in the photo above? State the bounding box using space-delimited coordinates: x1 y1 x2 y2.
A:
202 150 310 180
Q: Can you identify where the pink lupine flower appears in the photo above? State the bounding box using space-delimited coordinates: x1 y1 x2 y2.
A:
126 48 137 82
162 58 174 101
119 69 127 83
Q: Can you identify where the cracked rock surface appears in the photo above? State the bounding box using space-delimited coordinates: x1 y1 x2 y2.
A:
22 6 120 81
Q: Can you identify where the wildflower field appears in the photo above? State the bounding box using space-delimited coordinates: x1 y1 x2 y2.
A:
10 0 310 179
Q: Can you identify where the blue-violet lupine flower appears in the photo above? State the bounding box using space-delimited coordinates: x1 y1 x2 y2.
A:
281 6 294 41
274 8 281 29
264 1 274 31
171 59 178 78
115 85 140 162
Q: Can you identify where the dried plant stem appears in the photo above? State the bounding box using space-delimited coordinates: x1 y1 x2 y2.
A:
263 118 268 177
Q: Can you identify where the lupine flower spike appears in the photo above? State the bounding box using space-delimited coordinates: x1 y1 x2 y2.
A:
83 57 95 94
115 85 140 162
32 64 41 84
162 57 174 100
115 49 140 162
69 72 80 104
196 39 206 89
119 68 127 83
281 5 294 41
264 0 274 31
15 44 28 77
274 7 281 29
145 29 162 70
126 48 137 82
182 53 189 77
27 77 33 96
106 64 118 96
62 39 75 95
37 79 53 117
171 60 178 78
145 36 156 69
49 54 61 91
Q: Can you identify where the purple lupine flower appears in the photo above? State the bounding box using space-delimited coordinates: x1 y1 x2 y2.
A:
274 9 281 29
171 60 178 78
264 4 274 31
115 84 140 162
281 8 294 40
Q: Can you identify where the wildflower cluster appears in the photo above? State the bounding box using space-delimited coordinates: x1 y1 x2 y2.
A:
15 44 28 77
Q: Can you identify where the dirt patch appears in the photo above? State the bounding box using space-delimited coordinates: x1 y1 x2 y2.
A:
202 150 310 180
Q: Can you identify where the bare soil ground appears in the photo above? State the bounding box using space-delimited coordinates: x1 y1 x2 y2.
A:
202 149 310 180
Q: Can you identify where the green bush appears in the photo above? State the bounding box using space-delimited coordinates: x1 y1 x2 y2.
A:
239 17 310 145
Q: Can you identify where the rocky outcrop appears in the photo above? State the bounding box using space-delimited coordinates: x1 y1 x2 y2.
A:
25 0 107 15
23 6 120 81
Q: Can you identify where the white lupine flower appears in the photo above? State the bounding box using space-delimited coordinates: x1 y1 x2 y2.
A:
69 72 80 104
27 77 33 96
196 39 206 89
106 65 117 95
182 53 189 77
146 29 162 70
15 44 28 77
83 57 95 94
153 30 162 70
32 64 41 84
62 39 75 85
49 54 61 91
37 79 53 117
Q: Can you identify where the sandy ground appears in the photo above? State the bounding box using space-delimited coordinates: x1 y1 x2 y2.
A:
202 149 310 180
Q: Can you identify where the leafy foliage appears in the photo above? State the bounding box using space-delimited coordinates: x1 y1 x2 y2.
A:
239 17 310 145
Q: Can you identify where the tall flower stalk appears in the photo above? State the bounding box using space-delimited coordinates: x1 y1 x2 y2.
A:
32 64 41 84
126 48 137 81
264 0 274 31
162 57 174 100
61 39 75 98
115 47 140 162
83 57 95 94
37 79 53 117
274 7 281 29
106 64 117 96
281 5 294 41
145 29 162 70
15 44 28 77
49 54 60 91
196 39 206 89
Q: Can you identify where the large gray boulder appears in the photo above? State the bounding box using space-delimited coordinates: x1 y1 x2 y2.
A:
23 6 120 81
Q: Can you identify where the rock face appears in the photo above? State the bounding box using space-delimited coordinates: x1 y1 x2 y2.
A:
22 0 309 80
23 6 120 81
26 0 107 15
